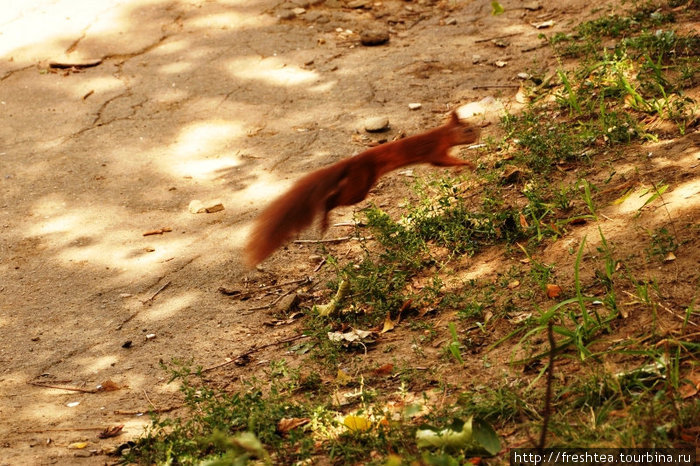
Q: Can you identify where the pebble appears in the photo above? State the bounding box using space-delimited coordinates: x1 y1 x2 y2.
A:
347 0 371 7
360 29 389 46
472 54 482 64
278 9 296 20
408 103 422 110
445 17 457 25
292 7 306 15
364 116 390 132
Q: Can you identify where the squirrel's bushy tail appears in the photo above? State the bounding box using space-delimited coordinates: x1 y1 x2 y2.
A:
245 165 342 266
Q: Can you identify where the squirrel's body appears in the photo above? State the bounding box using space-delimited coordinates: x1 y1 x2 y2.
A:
246 111 480 265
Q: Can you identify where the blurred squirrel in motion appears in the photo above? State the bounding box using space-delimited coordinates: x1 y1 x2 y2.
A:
246 110 480 266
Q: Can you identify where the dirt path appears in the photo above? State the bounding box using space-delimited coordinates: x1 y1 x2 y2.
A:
2 0 692 464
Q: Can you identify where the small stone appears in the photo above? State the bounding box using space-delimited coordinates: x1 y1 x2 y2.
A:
472 54 482 64
305 10 323 21
292 7 306 14
517 72 531 80
364 116 390 132
347 0 370 7
360 29 389 46
278 9 296 20
189 200 224 214
408 103 422 110
494 60 507 68
445 17 457 25
273 293 299 314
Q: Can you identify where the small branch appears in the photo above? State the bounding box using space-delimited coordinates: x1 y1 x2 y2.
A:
143 227 172 236
472 84 520 90
114 406 179 415
28 381 97 393
21 426 109 434
142 280 171 304
293 235 371 244
474 32 521 43
219 276 311 298
203 334 309 373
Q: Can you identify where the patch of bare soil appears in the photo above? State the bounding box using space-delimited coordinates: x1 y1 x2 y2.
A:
0 0 697 464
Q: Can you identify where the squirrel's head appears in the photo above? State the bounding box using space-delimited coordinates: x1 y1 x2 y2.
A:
448 110 480 145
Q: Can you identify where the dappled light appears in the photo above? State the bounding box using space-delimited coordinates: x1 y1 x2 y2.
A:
1 0 698 463
139 291 202 322
226 56 321 86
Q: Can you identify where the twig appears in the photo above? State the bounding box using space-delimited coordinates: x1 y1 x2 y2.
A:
474 32 521 43
114 406 179 415
203 334 309 372
143 227 172 236
28 381 97 393
293 235 372 244
21 426 110 433
539 321 556 449
472 84 520 89
219 276 312 298
242 289 297 314
313 257 327 273
143 389 157 411
293 236 352 244
142 280 171 304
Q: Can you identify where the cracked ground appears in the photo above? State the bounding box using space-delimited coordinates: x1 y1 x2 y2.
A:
1 0 698 464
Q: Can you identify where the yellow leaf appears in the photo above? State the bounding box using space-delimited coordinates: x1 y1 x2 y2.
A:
68 442 88 449
381 313 396 333
344 415 372 432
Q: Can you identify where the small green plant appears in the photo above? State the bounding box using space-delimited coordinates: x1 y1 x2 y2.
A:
646 226 678 261
446 322 465 364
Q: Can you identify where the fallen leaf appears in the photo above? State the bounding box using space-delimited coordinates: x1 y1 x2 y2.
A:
507 280 520 289
98 424 124 439
68 442 89 449
532 19 555 29
372 363 394 376
344 415 372 432
663 252 676 262
491 1 504 15
519 213 529 229
546 284 562 298
381 313 396 333
679 372 700 399
99 380 121 392
277 417 310 433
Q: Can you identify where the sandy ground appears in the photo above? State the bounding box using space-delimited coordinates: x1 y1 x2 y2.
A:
1 0 698 464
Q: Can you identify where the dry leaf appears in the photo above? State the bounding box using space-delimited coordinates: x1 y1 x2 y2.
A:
546 284 562 298
679 372 700 399
278 417 310 433
663 252 676 262
532 20 554 29
519 213 529 229
381 313 396 333
372 363 394 376
99 380 121 392
507 280 520 289
98 424 124 439
68 442 89 449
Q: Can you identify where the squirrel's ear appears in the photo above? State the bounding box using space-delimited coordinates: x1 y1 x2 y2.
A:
450 109 461 124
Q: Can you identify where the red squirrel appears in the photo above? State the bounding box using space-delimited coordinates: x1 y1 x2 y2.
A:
246 110 480 266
